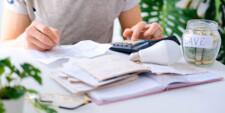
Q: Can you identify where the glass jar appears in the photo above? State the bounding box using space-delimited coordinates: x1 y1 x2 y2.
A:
182 19 221 67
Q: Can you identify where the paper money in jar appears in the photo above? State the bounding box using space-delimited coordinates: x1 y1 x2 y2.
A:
182 19 221 67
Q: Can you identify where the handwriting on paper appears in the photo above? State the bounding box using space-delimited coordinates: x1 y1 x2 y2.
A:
183 34 213 49
77 55 148 81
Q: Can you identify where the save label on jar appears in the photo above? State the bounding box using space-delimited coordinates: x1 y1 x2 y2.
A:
183 34 213 49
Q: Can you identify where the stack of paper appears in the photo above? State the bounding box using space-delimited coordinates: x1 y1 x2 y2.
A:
50 51 223 105
51 55 149 94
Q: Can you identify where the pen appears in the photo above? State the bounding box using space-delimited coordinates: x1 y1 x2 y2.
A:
32 7 61 47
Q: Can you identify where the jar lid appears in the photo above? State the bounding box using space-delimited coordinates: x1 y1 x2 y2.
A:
187 19 218 30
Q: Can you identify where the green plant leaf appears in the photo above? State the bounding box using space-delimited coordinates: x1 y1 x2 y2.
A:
21 63 42 85
34 99 57 113
219 0 225 28
26 89 38 94
204 0 216 20
0 58 18 78
140 0 199 37
6 76 13 83
0 58 12 70
32 75 42 85
4 86 25 99
0 65 5 76
0 100 5 113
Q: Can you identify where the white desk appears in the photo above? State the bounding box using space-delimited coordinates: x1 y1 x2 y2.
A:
0 48 225 113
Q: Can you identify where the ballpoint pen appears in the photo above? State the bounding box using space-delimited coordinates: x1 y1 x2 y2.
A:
32 7 61 47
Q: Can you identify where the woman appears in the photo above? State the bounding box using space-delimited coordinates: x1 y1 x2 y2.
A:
0 0 163 51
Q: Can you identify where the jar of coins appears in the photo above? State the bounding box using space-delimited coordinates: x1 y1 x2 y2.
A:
182 19 221 67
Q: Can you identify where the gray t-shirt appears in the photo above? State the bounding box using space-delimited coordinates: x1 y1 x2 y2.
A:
5 0 140 44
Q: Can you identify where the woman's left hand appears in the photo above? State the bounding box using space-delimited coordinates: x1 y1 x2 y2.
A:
123 21 164 41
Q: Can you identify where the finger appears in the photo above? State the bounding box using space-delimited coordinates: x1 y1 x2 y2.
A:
158 34 164 39
50 28 60 42
25 40 46 51
123 28 133 39
27 26 55 47
143 23 161 38
153 35 164 40
131 21 147 41
51 28 60 35
153 28 163 39
26 35 53 50
141 35 154 40
32 21 59 43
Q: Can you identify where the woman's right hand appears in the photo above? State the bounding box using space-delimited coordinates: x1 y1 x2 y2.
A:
16 21 60 51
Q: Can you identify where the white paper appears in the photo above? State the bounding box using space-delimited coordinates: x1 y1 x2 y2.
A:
143 63 207 75
60 64 134 87
51 72 94 93
144 64 181 74
183 34 213 49
145 72 220 87
88 76 164 103
181 72 220 82
27 40 111 64
68 77 80 83
143 72 188 86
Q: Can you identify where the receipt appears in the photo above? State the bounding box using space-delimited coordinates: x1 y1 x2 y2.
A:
27 40 111 64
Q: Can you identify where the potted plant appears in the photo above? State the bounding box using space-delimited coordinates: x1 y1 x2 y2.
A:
0 58 57 113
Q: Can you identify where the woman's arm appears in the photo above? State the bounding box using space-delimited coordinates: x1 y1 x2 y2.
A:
119 5 163 41
0 9 59 51
119 5 142 31
0 9 30 47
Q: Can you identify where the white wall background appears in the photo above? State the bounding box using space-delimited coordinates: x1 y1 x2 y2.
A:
112 18 123 43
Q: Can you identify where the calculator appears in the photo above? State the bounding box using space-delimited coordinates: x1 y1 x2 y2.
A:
109 36 180 54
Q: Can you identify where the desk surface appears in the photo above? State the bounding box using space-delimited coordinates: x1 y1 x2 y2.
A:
1 48 225 113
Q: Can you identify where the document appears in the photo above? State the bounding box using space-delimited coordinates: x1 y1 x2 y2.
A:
27 40 111 64
51 71 138 94
77 55 150 81
51 72 94 94
60 64 138 87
